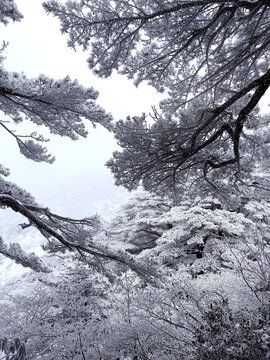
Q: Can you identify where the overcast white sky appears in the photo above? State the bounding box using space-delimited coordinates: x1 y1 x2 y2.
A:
0 0 162 219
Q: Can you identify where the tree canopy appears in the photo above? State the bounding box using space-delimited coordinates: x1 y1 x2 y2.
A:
1 2 270 358
44 0 270 197
0 0 269 279
0 5 150 278
2 190 270 359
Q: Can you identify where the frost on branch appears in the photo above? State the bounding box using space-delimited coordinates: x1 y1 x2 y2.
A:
0 65 113 162
0 337 26 360
44 0 270 194
0 164 9 177
0 236 50 273
0 0 23 25
0 173 37 206
16 139 55 163
109 188 172 254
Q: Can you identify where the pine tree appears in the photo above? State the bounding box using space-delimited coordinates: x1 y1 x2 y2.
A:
44 0 270 197
109 188 172 254
0 3 145 274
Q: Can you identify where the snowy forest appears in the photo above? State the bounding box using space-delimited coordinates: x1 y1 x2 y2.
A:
1 0 270 359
